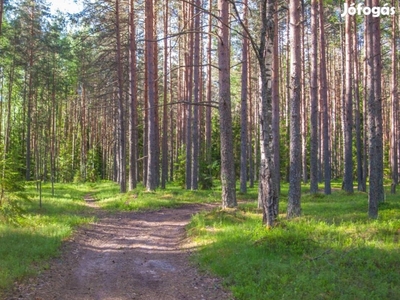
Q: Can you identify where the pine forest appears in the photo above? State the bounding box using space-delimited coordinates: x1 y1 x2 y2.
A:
0 0 400 298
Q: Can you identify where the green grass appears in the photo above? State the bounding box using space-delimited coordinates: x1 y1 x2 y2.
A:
187 184 400 300
2 180 400 299
0 182 94 292
0 180 222 294
91 180 222 211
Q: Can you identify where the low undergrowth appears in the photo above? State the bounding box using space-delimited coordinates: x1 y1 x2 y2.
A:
188 185 400 299
91 180 222 211
0 182 93 292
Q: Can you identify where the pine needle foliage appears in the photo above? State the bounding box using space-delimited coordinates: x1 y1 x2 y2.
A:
0 156 27 224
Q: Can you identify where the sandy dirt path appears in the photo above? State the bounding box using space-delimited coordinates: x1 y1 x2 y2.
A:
5 197 232 300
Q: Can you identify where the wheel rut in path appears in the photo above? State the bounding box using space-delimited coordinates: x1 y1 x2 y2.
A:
6 199 232 300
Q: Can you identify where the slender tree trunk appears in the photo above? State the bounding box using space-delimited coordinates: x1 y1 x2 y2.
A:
26 7 36 181
372 0 384 203
287 0 302 218
146 0 158 191
51 54 56 195
205 0 212 167
391 0 398 194
218 0 236 208
363 16 369 192
366 1 377 217
353 15 364 192
300 1 307 184
185 53 192 189
153 5 160 187
309 0 319 194
161 0 169 189
343 0 354 193
272 0 280 195
367 0 383 218
319 0 331 194
129 0 137 190
4 57 15 156
257 0 279 226
249 53 254 189
115 0 126 193
191 0 200 190
184 2 193 190
240 0 249 194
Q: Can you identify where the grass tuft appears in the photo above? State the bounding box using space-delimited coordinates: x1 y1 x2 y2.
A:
91 181 221 211
0 182 94 292
188 184 400 299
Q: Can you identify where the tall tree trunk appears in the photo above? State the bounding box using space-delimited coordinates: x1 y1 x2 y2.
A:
249 54 255 189
153 5 160 187
353 15 364 192
372 0 384 203
4 57 15 156
240 0 249 194
161 0 169 189
116 0 126 193
300 0 307 184
309 0 319 194
272 0 280 194
218 0 237 208
145 0 158 191
184 3 193 190
319 0 331 194
258 0 279 226
363 16 369 192
287 0 302 218
185 54 192 189
26 4 36 181
129 0 137 190
191 0 200 190
367 0 383 218
391 0 398 194
205 0 212 168
343 0 353 193
51 54 56 195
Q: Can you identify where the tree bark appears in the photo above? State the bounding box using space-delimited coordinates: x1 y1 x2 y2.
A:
218 0 237 208
191 0 200 190
352 15 364 192
372 0 384 203
367 0 383 218
390 0 398 194
205 0 212 168
115 0 126 193
272 0 280 195
309 0 319 194
145 0 158 191
161 0 169 189
287 0 302 218
343 0 353 193
129 0 138 190
240 0 249 194
258 0 279 226
185 4 193 190
319 0 331 194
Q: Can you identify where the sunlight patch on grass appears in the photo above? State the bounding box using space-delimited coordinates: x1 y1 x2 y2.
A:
188 184 400 299
92 181 221 211
0 182 94 292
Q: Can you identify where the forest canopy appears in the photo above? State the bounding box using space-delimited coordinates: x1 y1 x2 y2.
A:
0 0 398 224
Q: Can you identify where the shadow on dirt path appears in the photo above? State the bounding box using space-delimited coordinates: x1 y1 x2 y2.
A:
5 197 233 300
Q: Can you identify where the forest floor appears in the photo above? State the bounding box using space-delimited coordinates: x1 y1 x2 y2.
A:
4 195 233 300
